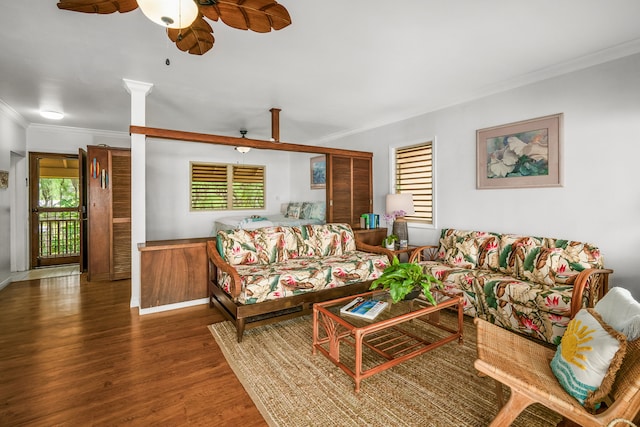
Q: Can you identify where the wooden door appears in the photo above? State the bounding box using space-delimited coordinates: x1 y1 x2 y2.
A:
28 152 81 268
86 146 131 281
87 146 111 281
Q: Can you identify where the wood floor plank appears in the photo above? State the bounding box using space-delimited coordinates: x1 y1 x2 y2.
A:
0 275 267 426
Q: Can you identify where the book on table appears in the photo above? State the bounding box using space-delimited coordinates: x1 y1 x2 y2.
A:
340 296 388 320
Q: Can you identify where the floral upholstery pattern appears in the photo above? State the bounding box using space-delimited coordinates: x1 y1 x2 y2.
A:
216 224 389 305
417 228 605 345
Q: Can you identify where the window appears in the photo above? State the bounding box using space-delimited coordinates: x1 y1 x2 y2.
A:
190 162 265 211
393 141 434 225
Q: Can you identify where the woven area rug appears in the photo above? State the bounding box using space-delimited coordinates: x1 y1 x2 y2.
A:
208 313 562 427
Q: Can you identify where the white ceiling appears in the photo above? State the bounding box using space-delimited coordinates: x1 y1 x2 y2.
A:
2 1 640 144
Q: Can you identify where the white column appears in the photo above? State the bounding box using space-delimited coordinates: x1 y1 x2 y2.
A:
123 79 153 310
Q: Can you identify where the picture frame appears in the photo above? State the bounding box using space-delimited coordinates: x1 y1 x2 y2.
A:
476 113 563 189
0 171 8 190
310 155 326 189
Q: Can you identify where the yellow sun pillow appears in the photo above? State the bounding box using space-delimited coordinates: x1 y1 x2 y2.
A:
550 308 627 411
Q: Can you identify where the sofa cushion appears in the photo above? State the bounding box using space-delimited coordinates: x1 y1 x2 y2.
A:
314 223 356 256
497 234 545 276
217 229 259 266
253 226 299 264
420 261 483 317
479 272 574 316
518 247 563 287
543 238 604 284
218 251 389 304
475 233 500 271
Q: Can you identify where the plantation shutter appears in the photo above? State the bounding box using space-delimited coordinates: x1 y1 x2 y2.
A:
395 142 433 224
191 163 265 210
191 163 228 210
232 165 265 209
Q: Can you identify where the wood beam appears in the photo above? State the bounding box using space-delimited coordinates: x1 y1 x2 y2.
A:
129 126 373 158
270 108 281 142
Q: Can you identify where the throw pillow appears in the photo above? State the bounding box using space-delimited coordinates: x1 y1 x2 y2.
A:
299 202 314 219
595 286 640 341
285 202 301 219
308 202 326 220
550 308 627 410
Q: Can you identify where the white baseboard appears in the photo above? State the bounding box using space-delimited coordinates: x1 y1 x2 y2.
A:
138 298 209 315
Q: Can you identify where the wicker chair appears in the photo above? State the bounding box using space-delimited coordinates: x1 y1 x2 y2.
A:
474 318 640 427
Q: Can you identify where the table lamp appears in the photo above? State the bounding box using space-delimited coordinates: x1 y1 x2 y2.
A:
386 193 415 246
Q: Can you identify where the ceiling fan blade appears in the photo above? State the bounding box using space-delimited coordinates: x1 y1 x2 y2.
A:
57 0 138 14
201 0 291 33
167 16 215 55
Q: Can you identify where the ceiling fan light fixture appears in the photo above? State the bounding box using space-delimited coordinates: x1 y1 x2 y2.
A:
40 110 64 120
235 146 251 154
137 0 198 29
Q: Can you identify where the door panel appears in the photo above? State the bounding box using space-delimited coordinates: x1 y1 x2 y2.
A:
79 148 87 272
327 155 372 227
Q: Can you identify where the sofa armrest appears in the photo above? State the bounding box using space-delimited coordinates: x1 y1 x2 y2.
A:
354 240 395 262
207 240 243 299
569 268 614 317
408 245 439 263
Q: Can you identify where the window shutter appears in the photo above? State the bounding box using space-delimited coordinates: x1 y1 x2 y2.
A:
191 163 228 210
190 163 265 211
232 165 265 209
395 142 433 224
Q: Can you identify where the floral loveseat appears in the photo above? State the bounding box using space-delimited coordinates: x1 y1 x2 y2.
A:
410 228 613 345
207 223 393 341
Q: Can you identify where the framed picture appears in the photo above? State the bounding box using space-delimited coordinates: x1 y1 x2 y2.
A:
310 155 326 189
0 171 7 190
476 113 563 189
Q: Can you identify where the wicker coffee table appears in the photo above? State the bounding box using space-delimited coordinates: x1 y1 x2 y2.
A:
312 289 463 392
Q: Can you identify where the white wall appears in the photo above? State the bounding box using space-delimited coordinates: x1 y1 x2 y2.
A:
288 152 326 203
326 53 640 300
145 139 297 240
0 102 27 288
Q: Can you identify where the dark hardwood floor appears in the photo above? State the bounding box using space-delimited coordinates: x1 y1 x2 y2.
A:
0 274 267 426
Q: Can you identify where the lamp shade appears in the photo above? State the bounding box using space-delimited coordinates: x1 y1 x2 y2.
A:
138 0 198 29
386 193 415 217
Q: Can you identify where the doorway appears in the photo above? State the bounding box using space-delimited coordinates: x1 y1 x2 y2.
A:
29 152 81 268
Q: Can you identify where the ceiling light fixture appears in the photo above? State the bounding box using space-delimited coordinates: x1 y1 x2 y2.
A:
40 110 64 120
235 129 250 153
137 0 199 29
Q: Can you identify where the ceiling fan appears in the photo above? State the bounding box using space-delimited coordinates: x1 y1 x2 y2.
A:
56 0 292 56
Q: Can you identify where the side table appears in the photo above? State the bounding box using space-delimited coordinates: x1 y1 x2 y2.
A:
387 245 418 262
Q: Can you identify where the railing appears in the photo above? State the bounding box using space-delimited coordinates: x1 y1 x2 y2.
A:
38 211 80 258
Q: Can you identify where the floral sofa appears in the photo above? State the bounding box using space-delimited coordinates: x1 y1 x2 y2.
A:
410 228 613 345
207 223 393 341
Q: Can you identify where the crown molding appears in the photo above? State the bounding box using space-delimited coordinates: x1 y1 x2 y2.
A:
28 123 129 139
0 99 29 129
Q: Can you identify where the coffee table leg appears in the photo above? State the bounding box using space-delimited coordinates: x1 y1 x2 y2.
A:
354 330 363 393
312 307 318 355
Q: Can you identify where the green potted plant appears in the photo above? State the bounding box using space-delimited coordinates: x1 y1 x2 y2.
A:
370 256 443 304
381 234 399 250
